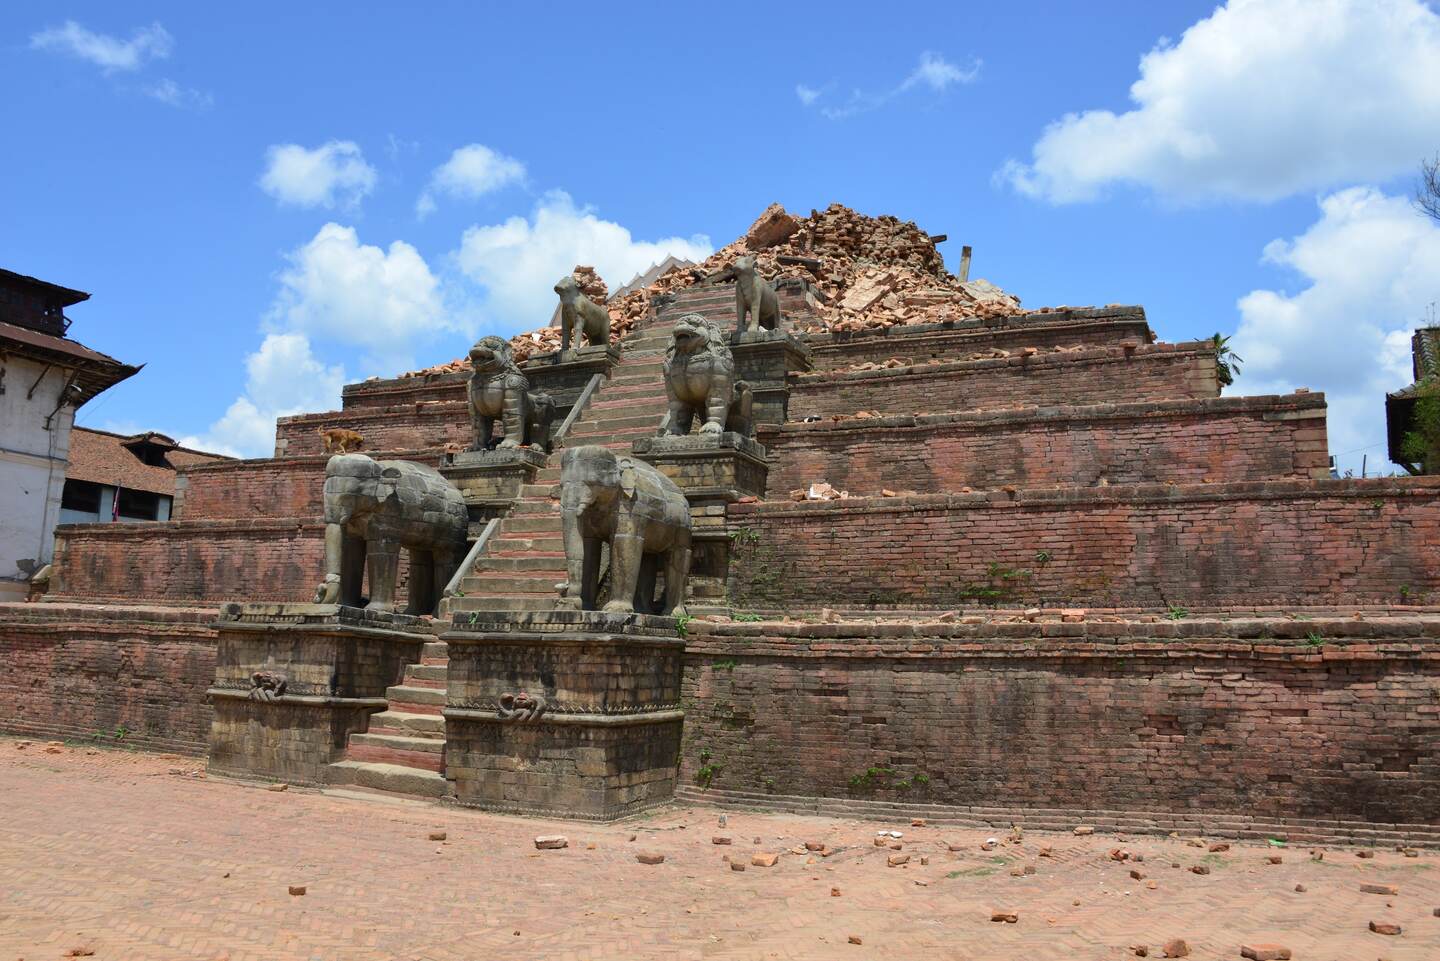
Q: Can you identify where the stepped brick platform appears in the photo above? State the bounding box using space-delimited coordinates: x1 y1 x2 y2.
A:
679 614 1440 827
8 203 1439 829
803 305 1152 371
789 341 1219 419
727 477 1440 609
764 393 1330 493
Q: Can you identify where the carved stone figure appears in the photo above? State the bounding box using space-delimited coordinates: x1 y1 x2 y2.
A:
313 453 469 615
527 390 558 454
554 275 611 351
727 255 781 333
249 670 287 702
497 691 548 722
466 335 554 450
557 445 692 616
660 314 754 437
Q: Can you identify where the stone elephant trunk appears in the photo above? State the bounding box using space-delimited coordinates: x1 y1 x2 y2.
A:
313 454 469 615
557 445 692 616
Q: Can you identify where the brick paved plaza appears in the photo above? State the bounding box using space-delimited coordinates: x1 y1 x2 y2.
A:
3 738 1437 961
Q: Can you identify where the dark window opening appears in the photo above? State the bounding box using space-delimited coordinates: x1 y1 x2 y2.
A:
60 479 103 514
116 487 161 520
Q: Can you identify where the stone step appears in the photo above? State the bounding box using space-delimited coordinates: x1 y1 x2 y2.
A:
488 535 563 552
367 710 445 738
519 483 557 497
384 684 445 707
502 515 565 533
461 574 563 594
343 734 445 773
447 595 559 613
481 554 568 571
421 641 447 659
510 499 559 516
326 760 449 798
405 663 449 684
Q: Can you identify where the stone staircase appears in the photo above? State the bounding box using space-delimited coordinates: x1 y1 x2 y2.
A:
327 638 450 797
323 285 747 797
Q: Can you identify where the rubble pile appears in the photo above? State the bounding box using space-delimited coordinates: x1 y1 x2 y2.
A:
402 202 1029 377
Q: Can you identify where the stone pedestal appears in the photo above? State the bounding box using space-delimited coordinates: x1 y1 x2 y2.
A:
523 343 620 411
440 447 547 520
631 433 769 609
441 610 684 820
728 329 812 426
207 603 431 786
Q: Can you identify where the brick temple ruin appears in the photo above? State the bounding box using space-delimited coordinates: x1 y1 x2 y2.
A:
3 203 1438 838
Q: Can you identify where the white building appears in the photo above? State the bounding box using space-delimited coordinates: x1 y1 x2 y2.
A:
0 269 138 601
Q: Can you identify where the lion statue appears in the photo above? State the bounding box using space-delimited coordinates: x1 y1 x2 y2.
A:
660 314 754 437
554 275 610 351
466 335 555 450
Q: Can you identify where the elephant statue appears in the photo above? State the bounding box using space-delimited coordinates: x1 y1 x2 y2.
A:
557 445 692 616
313 454 469 615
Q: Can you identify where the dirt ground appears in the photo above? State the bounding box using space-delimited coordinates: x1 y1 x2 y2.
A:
1 737 1436 961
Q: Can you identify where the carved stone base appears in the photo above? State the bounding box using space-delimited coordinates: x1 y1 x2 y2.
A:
441 610 684 820
206 603 431 786
441 447 548 518
630 433 769 501
728 330 812 427
523 343 621 410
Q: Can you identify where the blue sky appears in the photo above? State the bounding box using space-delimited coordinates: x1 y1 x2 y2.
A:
4 1 1439 473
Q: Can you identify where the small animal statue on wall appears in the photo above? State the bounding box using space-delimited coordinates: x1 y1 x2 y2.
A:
557 445 692 616
319 427 364 454
466 335 555 451
660 314 754 437
554 275 611 351
312 453 469 615
713 254 781 334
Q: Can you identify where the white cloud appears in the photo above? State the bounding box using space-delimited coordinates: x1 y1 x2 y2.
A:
800 51 980 119
145 79 212 110
1003 0 1440 204
900 51 980 92
416 144 526 218
1229 186 1440 475
180 333 346 458
454 191 713 331
266 222 455 366
259 141 377 209
30 20 172 73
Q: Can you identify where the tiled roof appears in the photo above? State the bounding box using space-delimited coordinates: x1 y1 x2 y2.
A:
65 427 231 496
0 321 141 405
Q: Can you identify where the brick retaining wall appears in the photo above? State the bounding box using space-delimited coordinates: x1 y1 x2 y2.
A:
762 393 1329 494
175 451 442 521
0 603 216 754
679 617 1440 826
802 307 1151 372
727 477 1440 609
275 404 469 457
788 342 1218 419
49 520 325 603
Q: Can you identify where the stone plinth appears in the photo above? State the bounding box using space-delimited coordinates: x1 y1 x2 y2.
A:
441 610 684 820
631 433 768 610
631 433 769 502
524 343 621 410
207 603 431 786
728 330 812 426
440 447 548 519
